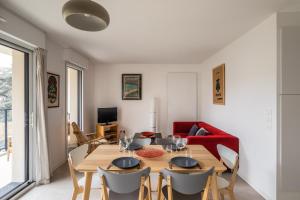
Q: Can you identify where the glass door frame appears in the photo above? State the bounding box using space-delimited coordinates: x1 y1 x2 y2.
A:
0 38 34 199
65 62 83 150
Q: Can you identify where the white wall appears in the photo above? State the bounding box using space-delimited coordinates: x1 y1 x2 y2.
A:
167 73 198 133
46 39 67 172
199 15 278 199
46 38 95 172
93 64 201 136
0 7 45 48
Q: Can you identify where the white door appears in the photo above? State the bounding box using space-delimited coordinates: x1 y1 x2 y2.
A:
167 72 198 134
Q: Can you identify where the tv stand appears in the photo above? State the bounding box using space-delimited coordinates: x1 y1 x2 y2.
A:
96 123 118 144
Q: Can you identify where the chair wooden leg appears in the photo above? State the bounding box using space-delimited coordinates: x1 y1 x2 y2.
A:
211 172 220 200
167 176 173 200
220 193 225 200
202 176 211 200
229 190 236 200
82 172 93 200
139 176 146 200
71 189 78 200
101 175 109 200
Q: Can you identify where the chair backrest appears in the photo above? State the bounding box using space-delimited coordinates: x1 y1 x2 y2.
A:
68 144 89 167
72 122 88 145
97 167 151 194
160 168 214 195
217 144 238 169
133 138 151 146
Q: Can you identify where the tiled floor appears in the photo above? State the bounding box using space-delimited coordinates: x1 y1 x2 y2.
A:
19 163 265 200
0 152 12 188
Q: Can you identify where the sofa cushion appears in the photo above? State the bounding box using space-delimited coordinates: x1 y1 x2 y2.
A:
195 127 210 136
188 124 199 136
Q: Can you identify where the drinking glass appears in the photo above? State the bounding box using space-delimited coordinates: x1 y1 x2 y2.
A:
119 138 126 152
166 135 177 145
176 138 186 151
166 143 173 153
154 138 162 145
124 136 133 156
182 138 188 148
185 146 192 158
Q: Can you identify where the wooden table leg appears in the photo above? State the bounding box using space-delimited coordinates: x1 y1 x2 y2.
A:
83 172 93 200
211 172 219 200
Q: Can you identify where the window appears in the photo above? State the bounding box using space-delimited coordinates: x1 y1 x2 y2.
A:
0 40 33 199
66 64 83 148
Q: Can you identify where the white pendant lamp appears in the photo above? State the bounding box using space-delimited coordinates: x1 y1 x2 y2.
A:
62 0 110 31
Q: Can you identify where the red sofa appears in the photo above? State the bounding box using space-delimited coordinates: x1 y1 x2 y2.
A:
173 121 239 159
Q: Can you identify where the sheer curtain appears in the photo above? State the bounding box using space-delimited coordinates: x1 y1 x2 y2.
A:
34 48 50 184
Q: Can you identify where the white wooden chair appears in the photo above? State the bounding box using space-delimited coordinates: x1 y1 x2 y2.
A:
68 144 101 200
217 144 239 200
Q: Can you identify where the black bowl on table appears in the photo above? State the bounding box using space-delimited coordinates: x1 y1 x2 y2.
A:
170 156 198 168
112 157 140 169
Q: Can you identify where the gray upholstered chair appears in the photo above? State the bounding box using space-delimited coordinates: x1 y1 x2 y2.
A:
158 168 214 200
217 144 239 200
97 167 151 200
133 138 152 146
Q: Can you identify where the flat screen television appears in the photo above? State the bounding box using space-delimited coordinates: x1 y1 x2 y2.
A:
97 107 117 124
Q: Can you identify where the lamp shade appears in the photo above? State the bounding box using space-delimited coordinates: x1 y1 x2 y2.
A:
62 0 110 31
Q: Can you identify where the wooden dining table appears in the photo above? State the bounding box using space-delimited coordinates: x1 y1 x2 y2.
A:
76 144 227 200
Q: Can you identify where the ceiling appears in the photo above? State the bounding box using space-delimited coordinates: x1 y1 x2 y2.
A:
0 0 295 64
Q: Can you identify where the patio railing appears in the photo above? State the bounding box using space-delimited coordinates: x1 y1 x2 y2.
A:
0 109 11 151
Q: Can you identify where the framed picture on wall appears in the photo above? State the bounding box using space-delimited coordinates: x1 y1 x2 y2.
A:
122 74 142 100
47 72 60 108
213 64 225 105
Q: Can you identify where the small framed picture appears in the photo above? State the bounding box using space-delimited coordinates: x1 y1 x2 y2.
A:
47 72 60 108
122 74 142 100
213 64 225 105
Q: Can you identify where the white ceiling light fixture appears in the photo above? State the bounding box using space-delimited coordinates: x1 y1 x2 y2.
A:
62 0 110 32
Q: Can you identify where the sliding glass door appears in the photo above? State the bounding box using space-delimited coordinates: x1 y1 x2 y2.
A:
66 64 83 148
0 40 32 199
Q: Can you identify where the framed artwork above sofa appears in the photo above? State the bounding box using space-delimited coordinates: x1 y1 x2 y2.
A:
213 64 225 105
